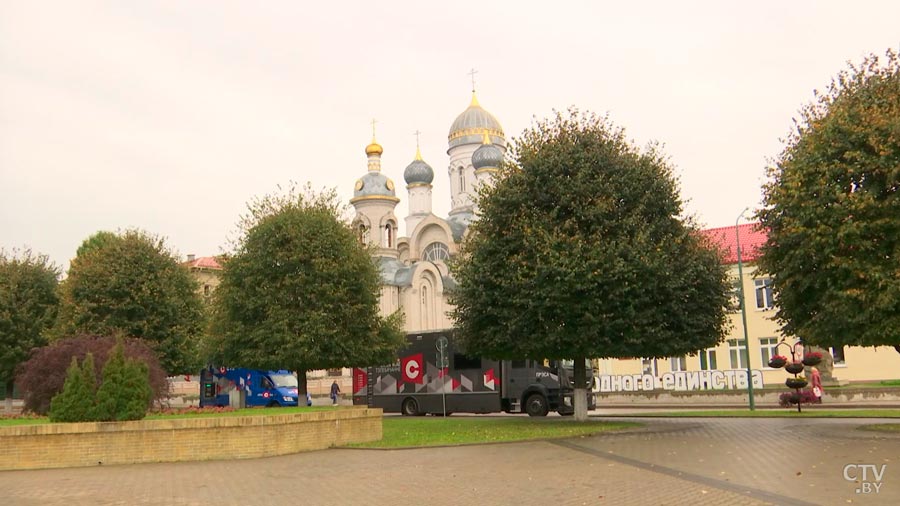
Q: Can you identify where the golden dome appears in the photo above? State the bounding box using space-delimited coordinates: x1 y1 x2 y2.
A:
365 141 383 156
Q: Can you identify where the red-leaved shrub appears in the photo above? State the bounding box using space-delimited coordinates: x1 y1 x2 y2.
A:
16 335 169 415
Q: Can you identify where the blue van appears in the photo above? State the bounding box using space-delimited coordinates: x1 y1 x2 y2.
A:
199 367 299 407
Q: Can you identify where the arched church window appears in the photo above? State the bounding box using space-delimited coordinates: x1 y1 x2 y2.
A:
384 223 393 248
459 167 466 193
357 224 367 244
422 242 450 262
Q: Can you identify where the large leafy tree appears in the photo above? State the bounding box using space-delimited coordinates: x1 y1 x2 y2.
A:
451 109 730 420
0 249 60 412
55 230 204 373
758 49 900 355
209 185 404 394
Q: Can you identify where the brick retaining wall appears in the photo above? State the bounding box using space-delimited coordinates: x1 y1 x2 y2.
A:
0 407 381 471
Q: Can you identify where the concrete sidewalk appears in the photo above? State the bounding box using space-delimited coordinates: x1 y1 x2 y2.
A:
2 417 897 505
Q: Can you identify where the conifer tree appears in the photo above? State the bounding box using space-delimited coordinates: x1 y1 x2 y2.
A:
94 342 152 421
48 355 97 422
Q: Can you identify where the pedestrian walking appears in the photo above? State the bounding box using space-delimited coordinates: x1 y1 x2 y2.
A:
810 367 823 403
330 380 341 406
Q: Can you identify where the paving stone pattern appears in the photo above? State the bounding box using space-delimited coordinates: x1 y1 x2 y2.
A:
0 417 897 505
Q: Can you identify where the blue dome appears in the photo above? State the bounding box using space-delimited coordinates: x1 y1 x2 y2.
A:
353 172 397 199
472 142 503 170
448 93 505 149
404 155 434 185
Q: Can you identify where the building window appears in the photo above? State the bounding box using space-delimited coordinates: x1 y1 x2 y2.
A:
831 346 846 365
459 168 466 193
357 224 368 244
754 278 774 310
670 356 687 372
641 358 657 376
327 368 343 377
728 339 747 369
760 337 779 366
422 242 450 262
203 284 211 297
699 348 718 370
729 276 741 312
384 223 393 248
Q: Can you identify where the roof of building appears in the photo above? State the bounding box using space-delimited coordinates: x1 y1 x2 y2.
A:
448 92 506 149
700 222 767 264
184 256 223 270
404 148 434 185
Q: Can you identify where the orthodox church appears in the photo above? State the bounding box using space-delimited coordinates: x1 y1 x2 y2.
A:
349 91 506 332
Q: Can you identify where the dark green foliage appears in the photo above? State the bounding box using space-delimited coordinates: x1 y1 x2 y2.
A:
209 185 405 377
94 342 152 421
16 335 167 415
451 109 730 361
55 230 204 373
758 49 900 353
0 249 59 401
48 355 97 423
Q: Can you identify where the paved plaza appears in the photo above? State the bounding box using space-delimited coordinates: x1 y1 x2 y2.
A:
1 417 897 505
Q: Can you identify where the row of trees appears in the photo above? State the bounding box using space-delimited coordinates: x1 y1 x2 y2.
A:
1 189 406 414
2 49 896 422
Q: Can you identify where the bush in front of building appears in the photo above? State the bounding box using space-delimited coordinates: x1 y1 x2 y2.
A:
16 335 168 415
48 354 98 422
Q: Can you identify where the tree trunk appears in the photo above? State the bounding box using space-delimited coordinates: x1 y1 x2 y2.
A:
573 356 588 422
4 380 14 415
894 345 900 356
296 368 308 396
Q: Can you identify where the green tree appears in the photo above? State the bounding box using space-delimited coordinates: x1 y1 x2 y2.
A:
94 341 152 421
758 49 900 355
48 354 97 423
209 185 405 395
55 230 204 373
451 109 730 420
0 249 59 413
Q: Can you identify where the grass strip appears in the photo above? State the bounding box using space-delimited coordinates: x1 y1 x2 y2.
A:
348 417 639 449
605 409 900 418
0 405 339 426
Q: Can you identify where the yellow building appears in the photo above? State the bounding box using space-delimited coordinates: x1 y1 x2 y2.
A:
183 255 222 299
596 223 899 393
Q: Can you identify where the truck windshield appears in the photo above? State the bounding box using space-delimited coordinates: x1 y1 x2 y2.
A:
559 359 591 369
269 373 298 388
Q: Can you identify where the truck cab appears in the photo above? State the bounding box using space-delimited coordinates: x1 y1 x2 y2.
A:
501 359 596 416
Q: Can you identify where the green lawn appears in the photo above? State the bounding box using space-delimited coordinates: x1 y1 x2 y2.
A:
348 417 639 449
613 409 900 418
0 405 339 427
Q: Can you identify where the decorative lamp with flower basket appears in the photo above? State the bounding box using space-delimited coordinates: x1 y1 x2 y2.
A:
786 376 808 389
802 351 823 367
772 339 816 413
785 362 805 374
767 355 788 368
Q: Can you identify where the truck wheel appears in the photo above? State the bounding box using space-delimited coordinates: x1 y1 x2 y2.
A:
525 394 549 417
401 398 420 416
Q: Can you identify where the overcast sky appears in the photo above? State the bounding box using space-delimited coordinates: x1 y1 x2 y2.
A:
2 1 898 270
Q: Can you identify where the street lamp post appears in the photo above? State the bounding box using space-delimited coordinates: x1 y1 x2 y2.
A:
735 208 756 411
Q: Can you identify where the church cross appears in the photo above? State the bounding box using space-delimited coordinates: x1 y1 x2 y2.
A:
468 68 478 92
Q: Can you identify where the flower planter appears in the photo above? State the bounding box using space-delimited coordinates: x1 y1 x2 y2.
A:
785 362 805 374
786 378 808 389
767 357 787 368
802 356 822 366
